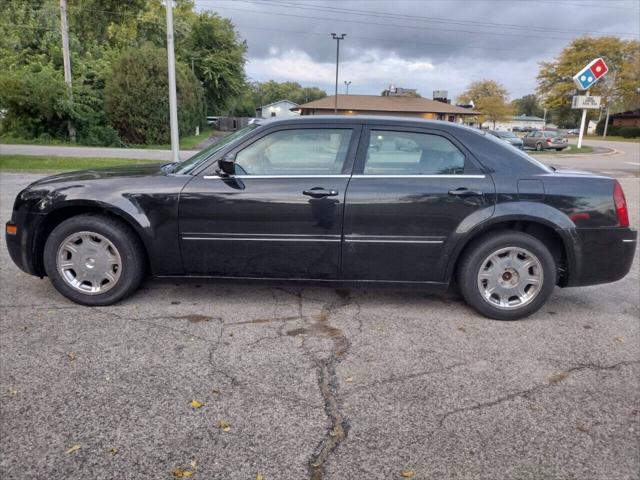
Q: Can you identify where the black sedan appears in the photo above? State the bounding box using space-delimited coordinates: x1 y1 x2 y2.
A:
5 116 637 320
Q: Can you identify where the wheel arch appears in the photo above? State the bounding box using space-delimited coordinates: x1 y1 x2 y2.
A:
33 202 151 277
446 215 576 287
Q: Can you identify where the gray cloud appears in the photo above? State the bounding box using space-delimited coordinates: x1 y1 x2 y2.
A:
195 0 639 99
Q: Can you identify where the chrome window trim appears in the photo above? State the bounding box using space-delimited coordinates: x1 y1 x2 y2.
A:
203 174 351 179
203 174 485 179
350 174 486 179
344 239 444 244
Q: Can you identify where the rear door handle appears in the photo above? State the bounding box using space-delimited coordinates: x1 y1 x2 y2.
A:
448 187 483 197
303 187 339 198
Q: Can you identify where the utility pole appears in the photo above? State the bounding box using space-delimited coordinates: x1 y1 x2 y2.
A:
331 33 346 113
165 0 180 163
59 0 76 143
344 80 351 95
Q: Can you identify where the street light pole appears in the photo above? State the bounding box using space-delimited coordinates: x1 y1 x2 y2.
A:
344 80 351 95
165 0 180 163
331 33 346 113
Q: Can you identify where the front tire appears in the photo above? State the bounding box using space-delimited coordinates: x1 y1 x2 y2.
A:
535 142 543 151
457 231 556 320
43 214 145 306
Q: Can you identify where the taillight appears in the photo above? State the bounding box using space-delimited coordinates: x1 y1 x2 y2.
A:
613 180 629 227
546 138 552 143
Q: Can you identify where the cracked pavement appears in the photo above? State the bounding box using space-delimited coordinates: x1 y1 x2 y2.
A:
0 172 638 480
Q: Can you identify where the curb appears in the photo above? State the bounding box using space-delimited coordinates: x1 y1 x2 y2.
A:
530 146 619 159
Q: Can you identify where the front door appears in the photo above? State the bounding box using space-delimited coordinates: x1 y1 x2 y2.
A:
179 124 361 279
342 126 496 283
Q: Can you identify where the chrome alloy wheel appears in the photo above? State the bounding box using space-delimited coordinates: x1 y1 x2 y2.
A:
56 231 122 295
476 246 544 310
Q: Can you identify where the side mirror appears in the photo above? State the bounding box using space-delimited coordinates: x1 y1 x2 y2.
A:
217 153 236 176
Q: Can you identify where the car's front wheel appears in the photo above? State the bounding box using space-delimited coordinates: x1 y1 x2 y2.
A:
43 214 145 306
535 142 543 151
457 231 556 320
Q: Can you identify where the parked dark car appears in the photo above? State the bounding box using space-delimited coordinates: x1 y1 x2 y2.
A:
488 130 524 149
523 130 569 151
5 116 636 320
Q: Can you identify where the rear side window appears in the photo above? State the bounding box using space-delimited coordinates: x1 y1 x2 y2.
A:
364 130 465 175
234 128 353 175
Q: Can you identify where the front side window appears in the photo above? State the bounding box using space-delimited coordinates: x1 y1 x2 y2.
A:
234 128 353 175
363 130 465 175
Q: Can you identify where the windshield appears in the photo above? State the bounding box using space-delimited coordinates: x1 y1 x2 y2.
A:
173 124 259 174
497 131 517 138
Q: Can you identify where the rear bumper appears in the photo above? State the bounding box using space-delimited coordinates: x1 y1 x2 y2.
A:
566 227 637 287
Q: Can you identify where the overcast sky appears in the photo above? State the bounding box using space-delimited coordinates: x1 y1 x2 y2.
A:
194 0 639 101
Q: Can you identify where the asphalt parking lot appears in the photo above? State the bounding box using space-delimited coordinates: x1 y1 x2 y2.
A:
0 168 638 479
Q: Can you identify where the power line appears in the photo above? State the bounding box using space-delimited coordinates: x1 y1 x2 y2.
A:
198 1 633 41
232 0 639 37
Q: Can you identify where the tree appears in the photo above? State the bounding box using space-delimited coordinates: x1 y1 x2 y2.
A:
457 80 512 128
251 81 326 107
512 94 544 118
537 36 640 128
105 44 204 144
182 12 247 115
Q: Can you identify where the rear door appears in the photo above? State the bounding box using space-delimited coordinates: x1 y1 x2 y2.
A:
342 125 496 283
179 124 361 279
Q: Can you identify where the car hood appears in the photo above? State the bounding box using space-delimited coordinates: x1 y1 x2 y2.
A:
28 162 168 188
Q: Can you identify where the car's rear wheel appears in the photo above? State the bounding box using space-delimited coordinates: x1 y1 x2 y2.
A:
43 214 145 306
457 231 556 320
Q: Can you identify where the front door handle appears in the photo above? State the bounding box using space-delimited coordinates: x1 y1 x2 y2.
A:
448 187 483 197
303 187 339 198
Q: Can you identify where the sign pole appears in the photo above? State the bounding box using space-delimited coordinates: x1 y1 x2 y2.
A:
577 89 589 149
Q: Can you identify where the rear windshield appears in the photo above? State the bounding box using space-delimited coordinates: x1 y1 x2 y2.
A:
478 129 554 173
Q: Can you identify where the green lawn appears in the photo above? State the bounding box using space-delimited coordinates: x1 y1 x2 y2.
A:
529 146 594 155
128 126 219 150
0 126 218 150
0 155 160 172
584 134 640 143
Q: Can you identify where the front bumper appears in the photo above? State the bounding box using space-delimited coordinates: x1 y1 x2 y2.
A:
5 212 45 277
566 227 637 287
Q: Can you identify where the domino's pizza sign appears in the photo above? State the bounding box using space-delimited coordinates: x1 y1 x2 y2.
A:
573 57 608 90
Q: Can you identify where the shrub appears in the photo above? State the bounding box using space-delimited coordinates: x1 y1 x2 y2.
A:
105 44 205 145
618 126 640 138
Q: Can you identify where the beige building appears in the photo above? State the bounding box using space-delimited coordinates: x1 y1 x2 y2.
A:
294 95 477 123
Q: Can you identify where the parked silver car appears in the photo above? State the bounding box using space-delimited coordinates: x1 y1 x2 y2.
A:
488 130 524 149
523 131 568 151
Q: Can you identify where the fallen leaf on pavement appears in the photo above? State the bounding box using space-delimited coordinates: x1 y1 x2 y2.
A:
218 420 231 432
67 352 76 361
9 388 18 396
345 377 353 383
615 336 624 343
457 326 467 333
172 468 194 478
400 469 416 478
256 474 265 480
549 372 568 383
66 444 81 454
190 399 204 409
108 448 118 455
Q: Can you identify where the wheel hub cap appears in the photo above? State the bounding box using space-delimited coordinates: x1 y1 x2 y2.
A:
56 231 122 295
477 246 544 310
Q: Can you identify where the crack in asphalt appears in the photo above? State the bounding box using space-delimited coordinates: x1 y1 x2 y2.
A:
437 360 640 428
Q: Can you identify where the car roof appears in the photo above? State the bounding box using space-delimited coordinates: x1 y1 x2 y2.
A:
255 115 478 134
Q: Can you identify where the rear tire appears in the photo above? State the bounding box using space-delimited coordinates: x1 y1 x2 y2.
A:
457 231 556 320
43 214 145 306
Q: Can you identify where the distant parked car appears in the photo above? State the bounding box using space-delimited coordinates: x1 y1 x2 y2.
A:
523 130 568 151
488 130 524 149
567 128 580 135
511 126 523 132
